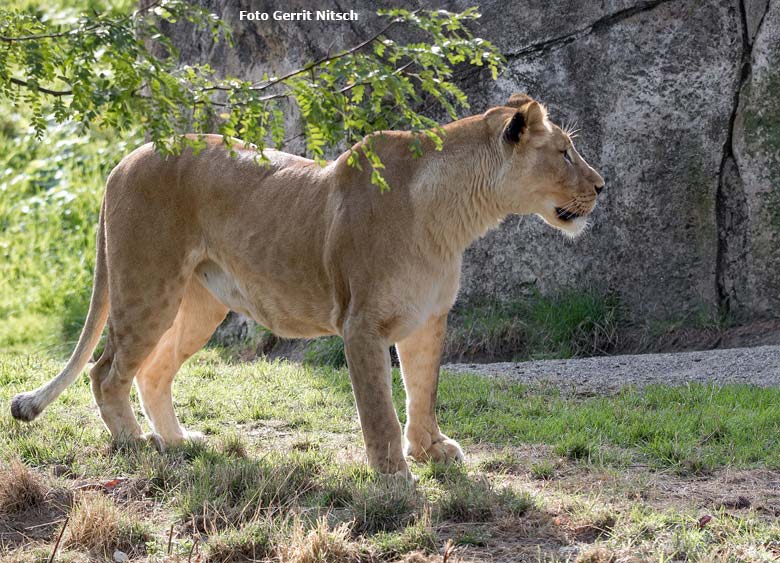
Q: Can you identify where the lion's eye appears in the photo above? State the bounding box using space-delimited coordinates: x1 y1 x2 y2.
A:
562 150 573 164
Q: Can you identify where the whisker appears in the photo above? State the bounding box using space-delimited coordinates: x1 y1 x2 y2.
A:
560 200 578 213
562 119 580 138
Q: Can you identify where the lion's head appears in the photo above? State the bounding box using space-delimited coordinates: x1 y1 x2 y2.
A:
495 93 605 237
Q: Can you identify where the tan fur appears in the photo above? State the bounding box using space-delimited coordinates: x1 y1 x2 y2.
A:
11 95 604 475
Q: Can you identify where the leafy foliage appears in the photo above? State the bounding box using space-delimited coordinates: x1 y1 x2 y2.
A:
0 1 502 346
1 2 503 189
0 111 139 350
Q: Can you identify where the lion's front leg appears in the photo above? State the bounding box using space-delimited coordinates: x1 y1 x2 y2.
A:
343 319 409 476
396 313 464 464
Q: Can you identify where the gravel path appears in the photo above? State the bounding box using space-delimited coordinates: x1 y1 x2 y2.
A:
443 345 780 395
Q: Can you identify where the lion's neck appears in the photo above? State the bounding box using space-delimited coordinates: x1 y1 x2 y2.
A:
414 137 507 258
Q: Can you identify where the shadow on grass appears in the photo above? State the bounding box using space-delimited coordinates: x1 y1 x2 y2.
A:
2 436 563 561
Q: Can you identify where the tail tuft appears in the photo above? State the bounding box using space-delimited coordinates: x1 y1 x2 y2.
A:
10 392 42 422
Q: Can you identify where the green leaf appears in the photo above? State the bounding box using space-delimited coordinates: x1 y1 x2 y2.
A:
0 5 504 190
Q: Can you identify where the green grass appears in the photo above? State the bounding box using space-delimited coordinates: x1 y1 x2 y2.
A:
3 351 780 476
444 290 622 361
3 349 780 561
0 111 141 352
530 460 556 480
303 335 348 368
221 289 622 367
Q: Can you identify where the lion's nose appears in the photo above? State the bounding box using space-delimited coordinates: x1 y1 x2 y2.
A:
595 183 605 195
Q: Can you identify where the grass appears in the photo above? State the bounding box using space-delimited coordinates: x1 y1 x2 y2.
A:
0 110 141 353
444 291 622 362
64 493 152 557
217 289 622 367
204 519 274 562
530 460 557 480
2 349 780 561
303 336 347 368
0 460 48 514
0 0 140 354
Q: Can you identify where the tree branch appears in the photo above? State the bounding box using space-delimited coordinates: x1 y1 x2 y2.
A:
254 16 404 90
0 0 160 43
333 60 416 98
0 21 106 42
9 77 72 96
202 12 413 94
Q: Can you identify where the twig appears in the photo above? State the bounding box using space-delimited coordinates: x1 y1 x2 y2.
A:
24 518 66 530
133 0 163 18
48 516 69 563
187 536 200 563
0 22 103 42
258 16 404 89
167 522 174 555
442 538 456 563
336 60 416 96
9 77 72 97
202 13 411 94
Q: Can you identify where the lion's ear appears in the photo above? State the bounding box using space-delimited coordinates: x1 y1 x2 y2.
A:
506 93 534 109
503 111 525 143
525 101 547 130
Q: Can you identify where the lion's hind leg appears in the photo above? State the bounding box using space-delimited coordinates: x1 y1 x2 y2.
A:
89 334 145 442
92 266 193 444
134 277 228 448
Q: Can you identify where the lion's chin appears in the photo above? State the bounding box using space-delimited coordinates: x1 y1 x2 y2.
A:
560 216 589 238
538 213 590 239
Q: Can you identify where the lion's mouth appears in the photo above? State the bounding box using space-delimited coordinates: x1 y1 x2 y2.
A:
555 207 583 221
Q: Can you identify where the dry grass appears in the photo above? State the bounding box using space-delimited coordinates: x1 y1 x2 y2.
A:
279 517 363 563
576 546 617 563
63 492 149 556
6 351 780 562
218 431 248 458
350 478 420 534
0 460 48 514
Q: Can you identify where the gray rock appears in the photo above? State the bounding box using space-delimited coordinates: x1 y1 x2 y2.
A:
731 0 780 320
166 0 778 331
458 0 741 320
211 311 255 346
744 0 771 43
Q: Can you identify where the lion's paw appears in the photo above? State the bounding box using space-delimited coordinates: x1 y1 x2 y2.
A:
427 437 464 463
143 429 204 451
405 430 464 463
183 429 205 442
142 432 166 452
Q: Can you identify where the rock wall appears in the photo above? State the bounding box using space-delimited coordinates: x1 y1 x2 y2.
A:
166 0 779 324
729 0 780 319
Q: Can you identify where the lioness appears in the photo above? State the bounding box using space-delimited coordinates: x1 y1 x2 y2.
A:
11 93 604 476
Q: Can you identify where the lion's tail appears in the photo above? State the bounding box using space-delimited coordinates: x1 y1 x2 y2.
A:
11 198 110 422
